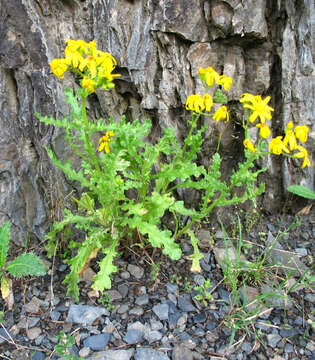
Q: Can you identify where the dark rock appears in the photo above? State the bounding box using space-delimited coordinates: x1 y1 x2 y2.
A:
178 296 196 312
193 312 207 323
66 305 108 325
29 351 45 360
152 303 169 321
83 333 110 351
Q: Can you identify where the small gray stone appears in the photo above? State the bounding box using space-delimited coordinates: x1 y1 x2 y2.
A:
79 347 91 358
83 333 110 351
120 271 131 280
117 304 129 314
153 303 169 321
88 349 135 360
241 342 252 353
178 297 196 312
29 351 45 360
123 329 144 344
193 274 205 286
66 304 108 325
304 293 315 302
129 307 144 316
134 348 170 360
295 248 307 257
172 344 194 360
267 333 282 348
118 284 129 298
135 294 149 306
50 310 61 321
150 319 163 331
146 330 162 343
106 290 122 301
17 317 40 329
127 264 144 279
166 282 179 294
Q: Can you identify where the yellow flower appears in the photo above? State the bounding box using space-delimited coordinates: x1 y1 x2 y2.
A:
199 67 220 87
286 121 294 131
79 56 98 78
202 94 213 112
240 93 274 123
82 77 96 93
98 131 115 153
243 138 256 152
294 125 309 143
293 145 310 168
213 105 229 122
256 123 271 139
217 75 233 91
186 94 205 113
269 136 290 155
50 58 68 78
283 130 297 151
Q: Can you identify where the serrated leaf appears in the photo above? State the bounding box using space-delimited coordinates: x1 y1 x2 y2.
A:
138 222 182 260
287 185 315 200
92 241 118 293
0 222 10 268
6 253 46 278
187 230 204 272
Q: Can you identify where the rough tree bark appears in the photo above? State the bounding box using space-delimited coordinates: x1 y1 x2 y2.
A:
0 0 314 245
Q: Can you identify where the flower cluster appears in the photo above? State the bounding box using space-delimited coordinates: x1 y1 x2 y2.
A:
185 67 232 122
50 39 120 92
240 93 310 168
98 131 115 153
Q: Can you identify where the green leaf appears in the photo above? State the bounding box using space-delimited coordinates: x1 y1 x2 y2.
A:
92 240 118 292
287 185 315 200
187 230 204 272
0 222 10 268
6 253 46 278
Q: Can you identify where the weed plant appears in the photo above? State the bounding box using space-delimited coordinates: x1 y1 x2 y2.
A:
37 39 311 301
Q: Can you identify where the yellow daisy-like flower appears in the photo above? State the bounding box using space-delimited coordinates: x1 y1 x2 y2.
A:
213 105 229 122
294 145 310 168
294 125 309 143
283 130 297 151
50 58 68 79
217 75 233 91
185 94 205 113
240 93 274 123
243 138 256 152
82 77 96 93
269 136 290 155
202 94 213 112
199 67 220 87
98 131 115 153
64 40 84 68
256 122 271 139
79 56 98 78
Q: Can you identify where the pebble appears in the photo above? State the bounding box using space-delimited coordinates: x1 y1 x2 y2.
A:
29 351 45 360
88 349 135 360
106 290 122 301
267 333 282 347
66 304 108 325
152 303 169 321
295 248 308 256
135 294 149 306
304 293 315 302
128 307 144 316
27 327 42 340
134 348 170 360
0 328 12 344
178 296 196 312
127 264 144 279
83 333 110 351
172 344 195 360
166 282 178 294
117 304 129 314
120 271 131 279
118 284 129 298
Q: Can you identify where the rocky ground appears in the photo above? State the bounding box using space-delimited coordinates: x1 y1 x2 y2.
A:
0 210 314 360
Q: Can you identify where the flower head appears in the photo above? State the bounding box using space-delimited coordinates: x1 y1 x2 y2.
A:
293 145 310 168
240 93 274 123
213 105 229 122
50 59 68 79
269 136 290 155
98 131 115 153
294 125 309 143
243 138 256 152
283 130 297 151
256 122 271 139
202 94 213 112
186 94 205 113
217 75 233 91
82 77 96 93
199 67 220 87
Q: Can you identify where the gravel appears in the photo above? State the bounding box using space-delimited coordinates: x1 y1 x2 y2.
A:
0 214 314 360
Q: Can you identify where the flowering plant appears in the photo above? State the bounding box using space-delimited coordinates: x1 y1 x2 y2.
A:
37 40 310 301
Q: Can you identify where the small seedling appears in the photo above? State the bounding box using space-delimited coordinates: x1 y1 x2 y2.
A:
194 279 213 306
99 292 115 311
0 222 46 304
54 331 83 360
